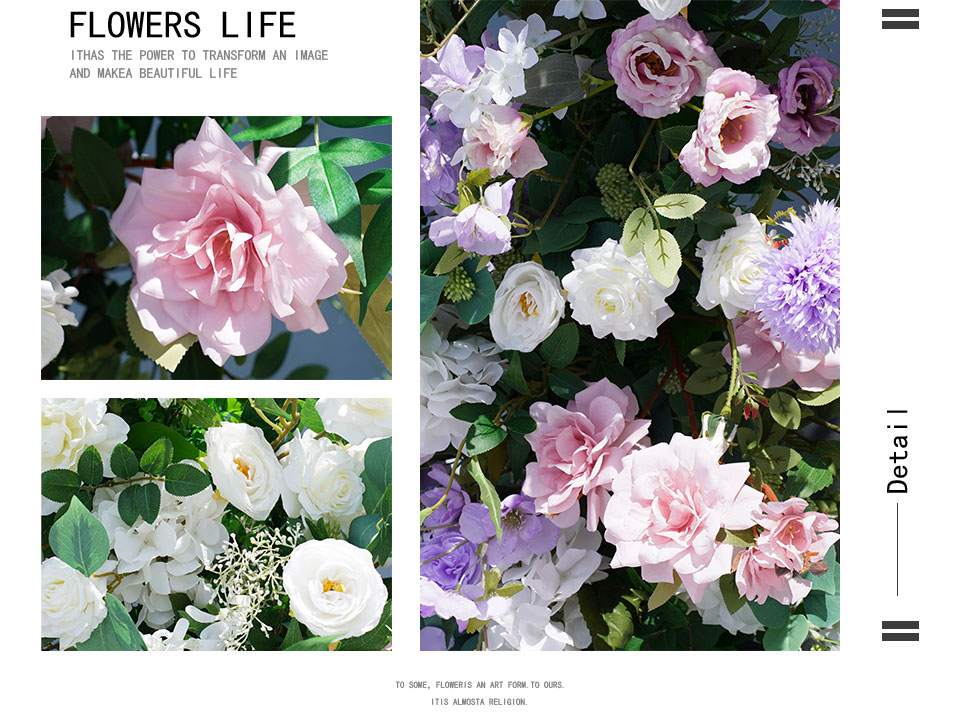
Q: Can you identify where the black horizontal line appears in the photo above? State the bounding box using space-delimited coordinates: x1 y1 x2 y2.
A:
882 620 919 629
882 9 920 17
882 21 920 29
882 632 919 641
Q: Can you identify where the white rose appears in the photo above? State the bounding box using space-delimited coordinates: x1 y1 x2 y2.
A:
314 399 392 444
41 399 130 515
638 0 691 21
283 539 388 639
695 211 771 319
562 238 677 341
41 557 108 649
204 422 282 520
41 270 79 369
280 432 366 531
490 262 565 352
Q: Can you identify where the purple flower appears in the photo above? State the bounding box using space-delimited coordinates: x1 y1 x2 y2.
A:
420 529 482 594
420 34 485 97
420 106 462 211
427 179 515 255
420 463 470 528
459 494 560 569
755 201 840 356
774 57 839 156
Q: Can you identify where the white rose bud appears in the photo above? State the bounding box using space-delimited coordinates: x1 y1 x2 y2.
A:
489 262 565 352
638 0 692 21
41 557 107 650
283 539 388 639
205 422 283 520
695 211 771 319
562 238 677 341
314 399 392 445
280 432 366 531
41 270 79 369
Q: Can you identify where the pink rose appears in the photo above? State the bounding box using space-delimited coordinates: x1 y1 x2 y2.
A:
606 15 720 118
110 117 348 366
724 313 839 391
453 105 546 178
603 433 762 603
734 546 812 606
679 68 780 186
523 378 651 531
754 497 839 572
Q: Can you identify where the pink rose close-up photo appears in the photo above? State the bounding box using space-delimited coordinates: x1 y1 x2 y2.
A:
110 117 348 367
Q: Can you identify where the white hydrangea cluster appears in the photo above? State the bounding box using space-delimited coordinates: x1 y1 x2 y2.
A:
93 477 229 629
420 320 506 462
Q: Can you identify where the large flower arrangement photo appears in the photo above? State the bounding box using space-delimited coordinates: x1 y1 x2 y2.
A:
41 397 392 651
419 0 839 651
41 116 392 379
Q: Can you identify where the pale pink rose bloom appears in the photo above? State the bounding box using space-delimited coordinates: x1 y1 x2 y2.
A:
606 15 720 119
723 313 839 391
734 546 812 606
604 433 762 603
523 378 651 532
679 68 780 186
454 105 547 178
110 117 348 366
754 497 839 572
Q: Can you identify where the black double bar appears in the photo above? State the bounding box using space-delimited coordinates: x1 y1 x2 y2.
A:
881 621 920 641
882 9 920 30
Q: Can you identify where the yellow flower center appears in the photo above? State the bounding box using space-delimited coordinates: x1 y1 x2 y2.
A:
595 289 616 313
322 579 344 593
233 458 252 480
519 291 539 318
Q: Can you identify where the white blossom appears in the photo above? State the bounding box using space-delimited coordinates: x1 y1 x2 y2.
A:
41 269 78 369
678 580 764 636
41 557 107 650
205 422 283 520
314 398 391 444
554 0 606 21
506 14 561 50
638 0 692 21
695 211 771 319
490 262 565 353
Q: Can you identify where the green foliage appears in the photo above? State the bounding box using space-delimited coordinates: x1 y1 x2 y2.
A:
232 116 302 142
539 322 579 368
76 594 147 651
163 462 211 497
71 128 125 209
467 458 502 542
77 446 104 486
309 157 363 282
763 615 809 651
41 470 81 503
49 497 110 577
140 437 174 475
251 333 291 379
466 416 508 456
110 443 139 480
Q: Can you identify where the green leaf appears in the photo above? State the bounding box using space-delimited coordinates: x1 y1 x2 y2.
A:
41 254 67 277
615 340 626 365
136 482 161 524
684 365 728 395
659 125 696 154
71 128 125 209
163 462 212 497
467 458 502 542
643 226 681 287
77 446 104 486
251 332 291 378
359 197 392 323
653 193 706 220
549 369 587 400
450 403 498 423
535 218 588 255
361 438 392 514
337 601 391 651
232 116 302 142
110 443 139 480
770 0 826 19
281 620 304 650
768 392 801 429
117 486 140 527
49 496 110 577
42 129 57 170
505 413 536 435
283 634 344 650
763 614 808 651
466 416 508 457
285 365 330 380
719 573 748 616
562 196 608 224
62 210 112 253
696 209 738 241
180 399 222 429
139 437 174 475
499 350 531 396
126 422 201 462
796 380 839 406
356 168 392 205
621 208 655 258
539 322 579 368
748 598 791 629
319 116 391 129
76 594 147 651
126 296 196 373
762 16 800 59
456 258 496 325
317 137 391 167
803 591 840 628
309 157 363 283
298 399 325 433
805 545 838 594
41 469 81 502
252 397 291 420
347 513 383 550
785 454 834 498
266 146 318 190
688 341 727 367
420 273 449 324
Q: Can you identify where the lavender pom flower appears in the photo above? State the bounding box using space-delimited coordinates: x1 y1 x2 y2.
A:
755 201 840 356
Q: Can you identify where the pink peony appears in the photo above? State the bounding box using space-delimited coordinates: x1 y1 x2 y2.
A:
734 546 812 606
603 433 762 603
679 68 780 186
606 15 720 119
523 378 651 531
723 313 839 391
110 117 348 366
754 497 839 572
454 105 546 178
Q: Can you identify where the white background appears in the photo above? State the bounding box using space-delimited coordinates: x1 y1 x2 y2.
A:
3 0 953 712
